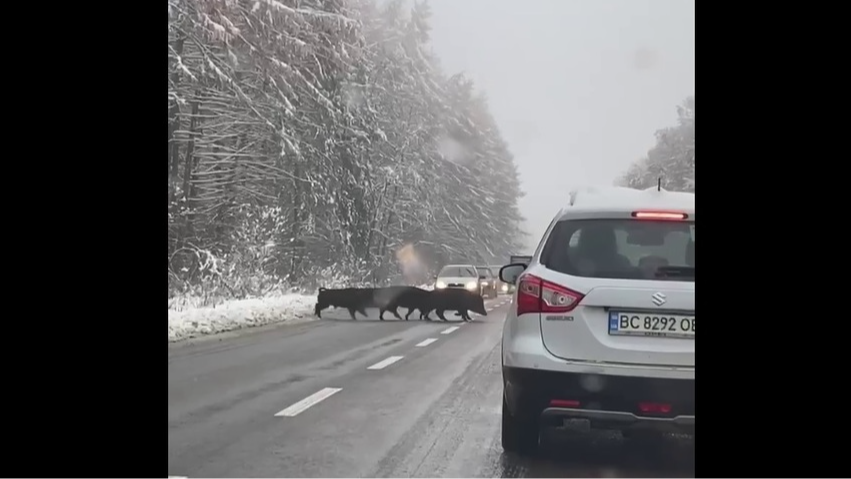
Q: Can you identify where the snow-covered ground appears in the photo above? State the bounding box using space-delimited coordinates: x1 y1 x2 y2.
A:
168 283 437 342
168 292 316 342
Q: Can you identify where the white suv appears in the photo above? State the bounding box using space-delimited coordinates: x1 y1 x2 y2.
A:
498 186 694 454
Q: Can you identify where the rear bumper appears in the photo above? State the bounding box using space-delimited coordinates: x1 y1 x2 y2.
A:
503 366 694 433
501 315 694 380
541 407 694 433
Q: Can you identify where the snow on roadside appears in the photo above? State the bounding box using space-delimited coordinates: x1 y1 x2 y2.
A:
168 292 315 342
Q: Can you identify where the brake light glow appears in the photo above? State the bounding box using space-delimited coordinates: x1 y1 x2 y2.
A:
632 210 688 220
638 402 672 414
549 399 580 408
516 274 584 315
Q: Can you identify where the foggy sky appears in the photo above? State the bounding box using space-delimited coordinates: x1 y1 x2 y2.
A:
424 0 695 249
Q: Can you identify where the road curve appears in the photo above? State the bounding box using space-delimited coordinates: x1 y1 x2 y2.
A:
168 296 694 477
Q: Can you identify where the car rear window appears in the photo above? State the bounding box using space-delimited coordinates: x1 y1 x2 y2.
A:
439 266 478 277
541 219 694 281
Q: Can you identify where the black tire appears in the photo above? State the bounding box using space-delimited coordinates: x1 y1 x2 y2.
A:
501 395 539 455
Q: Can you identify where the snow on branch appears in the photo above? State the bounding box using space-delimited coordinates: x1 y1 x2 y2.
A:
168 0 529 335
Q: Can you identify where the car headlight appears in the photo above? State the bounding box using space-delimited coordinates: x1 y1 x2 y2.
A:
501 284 508 292
465 281 478 290
481 281 488 286
435 280 446 289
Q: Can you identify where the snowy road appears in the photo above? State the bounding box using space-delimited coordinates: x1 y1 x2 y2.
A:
167 297 694 477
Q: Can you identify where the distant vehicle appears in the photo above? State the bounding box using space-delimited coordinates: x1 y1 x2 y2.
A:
489 264 512 294
434 264 481 295
498 186 695 455
475 266 498 298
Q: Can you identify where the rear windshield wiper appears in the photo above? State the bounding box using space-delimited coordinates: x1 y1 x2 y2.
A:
655 266 695 278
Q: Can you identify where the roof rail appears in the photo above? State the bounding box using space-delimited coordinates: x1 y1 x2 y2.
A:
569 189 579 206
568 186 600 206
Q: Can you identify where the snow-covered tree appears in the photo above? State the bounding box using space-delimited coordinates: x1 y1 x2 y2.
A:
619 96 695 192
168 0 527 298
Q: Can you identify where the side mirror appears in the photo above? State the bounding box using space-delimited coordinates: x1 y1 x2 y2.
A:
499 263 526 285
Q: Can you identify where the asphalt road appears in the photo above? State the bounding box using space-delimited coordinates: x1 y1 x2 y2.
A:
168 296 694 478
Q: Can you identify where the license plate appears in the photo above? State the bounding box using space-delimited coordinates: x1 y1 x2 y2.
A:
608 311 695 339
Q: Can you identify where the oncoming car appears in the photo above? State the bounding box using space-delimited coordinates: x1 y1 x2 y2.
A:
475 266 499 298
434 264 481 294
498 186 694 454
489 264 513 294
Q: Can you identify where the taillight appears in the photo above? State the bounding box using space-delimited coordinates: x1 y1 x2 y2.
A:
632 210 688 220
516 274 584 315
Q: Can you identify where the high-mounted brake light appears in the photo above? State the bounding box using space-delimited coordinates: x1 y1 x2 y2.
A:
516 274 584 316
632 210 688 220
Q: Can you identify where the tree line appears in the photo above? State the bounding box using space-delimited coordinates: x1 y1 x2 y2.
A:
168 0 527 299
619 96 695 193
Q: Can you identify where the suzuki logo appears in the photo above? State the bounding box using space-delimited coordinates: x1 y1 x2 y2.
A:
651 292 667 306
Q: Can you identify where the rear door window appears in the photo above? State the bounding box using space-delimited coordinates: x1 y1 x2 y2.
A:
541 219 694 281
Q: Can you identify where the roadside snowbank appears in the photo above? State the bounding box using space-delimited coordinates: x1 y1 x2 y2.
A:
168 293 315 342
167 283 434 342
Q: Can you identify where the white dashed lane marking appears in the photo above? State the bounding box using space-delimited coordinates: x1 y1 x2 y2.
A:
276 299 510 420
441 326 460 335
486 298 509 311
274 387 342 417
367 355 405 370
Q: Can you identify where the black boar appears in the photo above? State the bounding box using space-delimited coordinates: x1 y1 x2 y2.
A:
315 287 372 320
421 289 488 322
381 286 433 320
373 286 411 320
